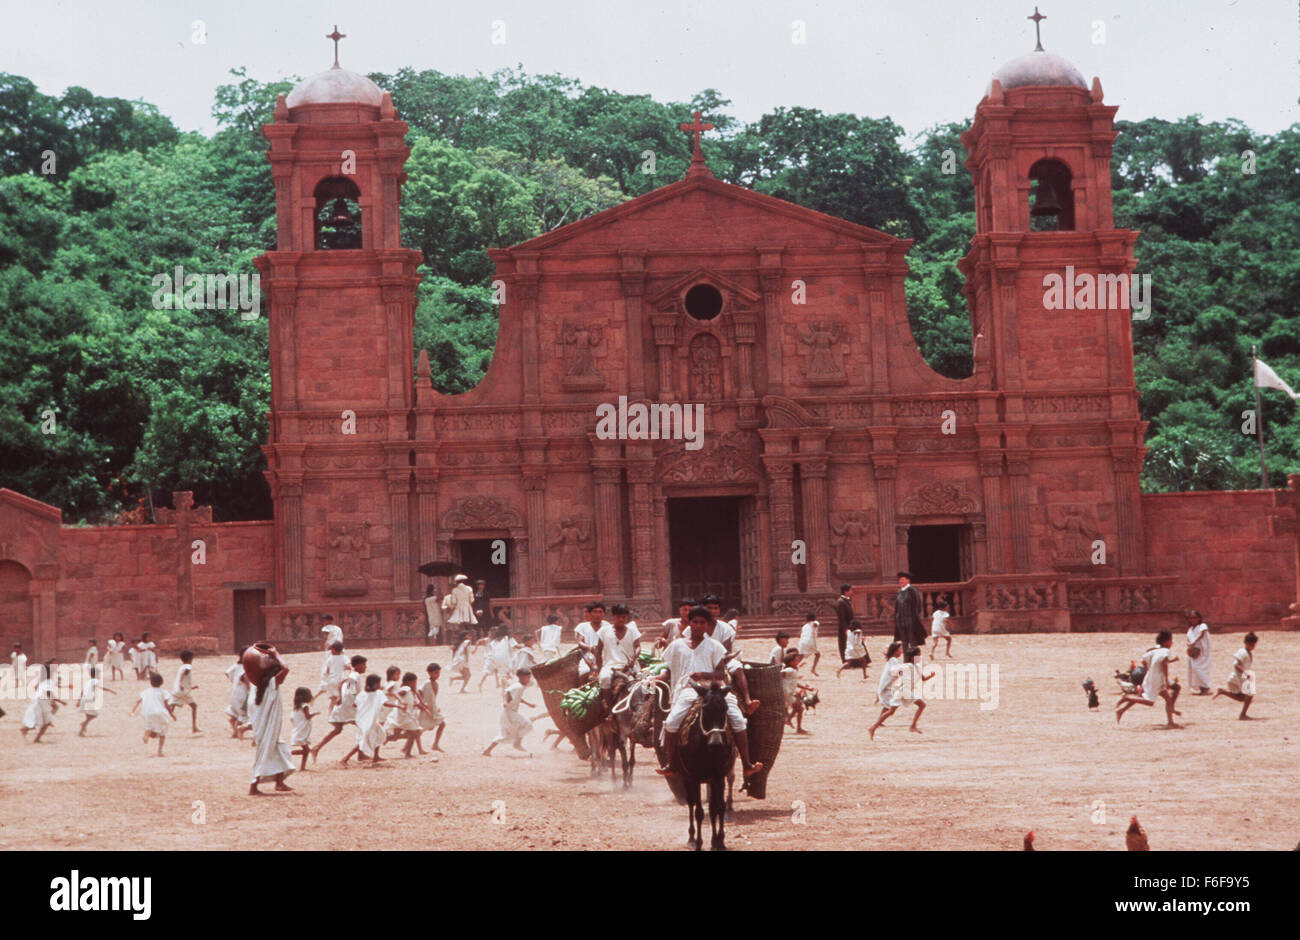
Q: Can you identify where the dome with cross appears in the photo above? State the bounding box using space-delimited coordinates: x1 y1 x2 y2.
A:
285 25 384 109
991 49 1087 92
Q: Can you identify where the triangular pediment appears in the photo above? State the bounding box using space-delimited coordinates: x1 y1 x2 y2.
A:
500 174 906 255
647 268 761 311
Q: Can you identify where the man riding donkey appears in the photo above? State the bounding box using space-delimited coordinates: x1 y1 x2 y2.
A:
594 603 642 710
656 605 764 782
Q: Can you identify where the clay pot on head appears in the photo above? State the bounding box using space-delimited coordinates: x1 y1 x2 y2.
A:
241 642 282 686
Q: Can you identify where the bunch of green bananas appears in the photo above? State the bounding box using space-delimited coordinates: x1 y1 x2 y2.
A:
638 651 668 677
560 684 601 719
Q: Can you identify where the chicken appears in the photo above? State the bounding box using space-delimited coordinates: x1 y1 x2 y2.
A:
1023 831 1035 851
1126 816 1149 851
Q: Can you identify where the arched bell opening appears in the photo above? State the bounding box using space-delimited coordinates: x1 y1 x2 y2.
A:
1028 158 1075 231
313 176 363 249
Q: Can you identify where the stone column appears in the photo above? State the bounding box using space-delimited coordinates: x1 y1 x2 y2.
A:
415 473 439 580
621 254 647 400
800 457 831 593
1006 453 1032 571
732 311 758 399
271 286 298 411
978 453 1006 574
758 251 785 395
628 463 657 599
382 283 412 410
523 469 548 595
280 479 304 603
764 458 798 593
592 466 625 596
1112 451 1143 576
650 314 678 399
387 473 412 600
873 460 899 576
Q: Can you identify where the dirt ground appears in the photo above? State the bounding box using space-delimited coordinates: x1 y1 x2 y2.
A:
1 631 1295 851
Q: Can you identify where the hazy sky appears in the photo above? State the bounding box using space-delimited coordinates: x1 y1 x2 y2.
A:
5 0 1296 139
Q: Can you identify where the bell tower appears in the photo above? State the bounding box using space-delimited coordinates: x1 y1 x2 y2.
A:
957 13 1147 576
255 30 423 612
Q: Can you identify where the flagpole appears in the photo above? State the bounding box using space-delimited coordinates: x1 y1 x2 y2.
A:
1253 344 1269 488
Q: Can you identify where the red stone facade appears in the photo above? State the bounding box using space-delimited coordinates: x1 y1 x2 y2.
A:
2 61 1296 659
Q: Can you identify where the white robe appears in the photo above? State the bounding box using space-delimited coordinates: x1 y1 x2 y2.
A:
877 656 905 708
249 682 295 783
105 640 125 670
1141 647 1174 702
353 690 388 757
22 678 56 729
491 682 532 745
225 663 249 724
137 686 172 735
446 583 477 625
290 706 312 746
1227 648 1254 694
424 595 443 637
1186 623 1212 689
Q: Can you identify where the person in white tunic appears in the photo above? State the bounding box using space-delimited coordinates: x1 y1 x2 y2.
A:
657 598 695 649
595 604 642 703
135 634 158 679
477 628 516 692
313 654 366 760
316 641 348 706
928 600 953 658
11 643 28 690
78 665 115 735
423 583 444 645
341 673 389 766
20 663 66 743
837 622 871 679
224 652 251 738
770 631 792 666
289 686 317 770
797 612 821 676
575 602 610 679
482 668 538 756
127 639 142 679
129 673 175 756
448 633 473 692
247 650 295 793
656 606 764 781
384 672 426 757
538 615 564 659
106 633 127 681
319 616 343 650
418 663 446 753
1184 610 1212 694
700 596 758 714
84 639 99 667
446 574 478 635
868 642 932 739
1214 632 1258 719
172 650 200 733
1116 631 1182 727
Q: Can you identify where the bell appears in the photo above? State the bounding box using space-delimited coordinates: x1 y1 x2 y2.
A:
1030 179 1062 218
327 197 352 226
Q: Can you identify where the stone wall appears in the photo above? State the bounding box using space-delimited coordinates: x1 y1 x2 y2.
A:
1142 490 1292 628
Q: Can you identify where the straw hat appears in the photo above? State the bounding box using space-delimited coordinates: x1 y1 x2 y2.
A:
453 573 469 583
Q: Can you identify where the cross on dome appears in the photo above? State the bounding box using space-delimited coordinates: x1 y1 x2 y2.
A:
1027 7 1046 51
327 25 346 68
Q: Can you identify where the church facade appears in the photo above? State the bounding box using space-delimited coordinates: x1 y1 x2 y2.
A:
2 42 1297 659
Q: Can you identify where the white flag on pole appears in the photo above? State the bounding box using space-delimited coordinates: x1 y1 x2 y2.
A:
1255 358 1298 400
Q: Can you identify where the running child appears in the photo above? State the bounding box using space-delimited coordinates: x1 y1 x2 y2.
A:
77 664 116 736
129 672 175 756
225 649 251 738
20 662 66 742
341 673 389 766
482 667 538 757
448 632 473 693
1116 631 1182 728
797 611 821 676
418 663 446 754
538 614 563 660
315 640 347 706
384 672 425 757
172 650 200 733
135 633 158 680
290 687 316 770
929 600 953 658
84 638 99 667
106 633 127 681
1214 632 1258 719
313 654 366 760
837 620 871 679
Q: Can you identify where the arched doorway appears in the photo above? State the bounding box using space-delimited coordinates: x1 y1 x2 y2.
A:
0 560 34 655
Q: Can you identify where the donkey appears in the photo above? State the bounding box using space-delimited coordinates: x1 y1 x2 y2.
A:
678 682 737 850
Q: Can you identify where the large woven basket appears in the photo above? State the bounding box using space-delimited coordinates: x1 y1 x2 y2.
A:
531 648 590 760
564 678 607 736
739 662 785 800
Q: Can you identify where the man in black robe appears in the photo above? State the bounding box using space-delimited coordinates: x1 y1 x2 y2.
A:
893 571 927 650
835 584 854 661
473 579 495 640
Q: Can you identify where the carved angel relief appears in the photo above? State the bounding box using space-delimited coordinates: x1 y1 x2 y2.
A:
798 320 847 386
548 514 595 590
325 521 371 596
1049 505 1103 571
830 511 876 578
560 322 605 390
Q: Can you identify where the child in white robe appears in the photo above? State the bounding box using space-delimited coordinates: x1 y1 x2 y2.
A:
1185 612 1212 694
868 642 905 740
313 654 366 760
837 622 870 678
1116 631 1182 727
477 629 515 692
84 639 99 667
770 631 791 666
106 633 126 681
20 663 66 743
248 654 294 793
929 601 953 658
1214 632 1258 719
384 672 425 756
315 641 347 706
78 665 115 736
172 650 200 733
129 673 175 756
135 634 158 679
797 612 821 676
10 643 28 690
482 668 538 756
289 686 316 771
448 633 473 693
225 652 251 738
418 663 446 754
341 673 389 765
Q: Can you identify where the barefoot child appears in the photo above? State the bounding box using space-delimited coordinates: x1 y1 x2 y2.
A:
384 672 425 757
84 638 98 668
1116 631 1182 728
769 631 791 666
418 663 446 753
797 611 821 676
929 600 953 658
539 614 563 660
897 646 935 733
10 643 27 688
248 648 295 794
313 655 366 760
448 632 473 693
483 667 538 756
77 665 116 736
290 687 316 770
1214 632 1258 719
837 621 871 679
135 633 157 680
129 673 175 756
224 650 251 738
868 642 905 741
106 633 126 681
340 674 389 766
315 641 347 706
20 663 66 743
172 650 200 733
